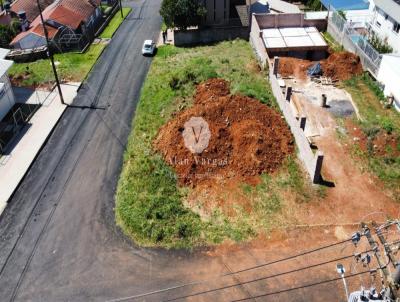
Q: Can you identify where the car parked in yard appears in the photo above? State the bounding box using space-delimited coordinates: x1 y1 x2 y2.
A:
142 40 156 56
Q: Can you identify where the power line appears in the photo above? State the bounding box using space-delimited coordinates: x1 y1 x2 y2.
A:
163 251 373 302
230 269 375 302
36 0 65 105
105 238 355 302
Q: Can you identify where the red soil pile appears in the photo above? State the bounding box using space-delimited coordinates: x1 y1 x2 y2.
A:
154 79 295 186
321 52 363 80
279 51 363 81
279 58 313 80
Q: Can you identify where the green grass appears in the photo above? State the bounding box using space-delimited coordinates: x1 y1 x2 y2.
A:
8 8 133 87
343 74 400 195
322 32 344 52
8 44 106 86
115 40 320 249
99 7 132 39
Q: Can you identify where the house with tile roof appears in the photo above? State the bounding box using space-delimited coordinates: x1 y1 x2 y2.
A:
10 0 102 50
10 0 54 23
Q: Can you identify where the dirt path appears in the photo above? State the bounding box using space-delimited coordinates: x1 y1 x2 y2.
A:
304 129 398 224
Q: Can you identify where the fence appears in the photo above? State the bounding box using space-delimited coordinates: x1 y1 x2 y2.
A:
174 26 249 46
327 7 382 77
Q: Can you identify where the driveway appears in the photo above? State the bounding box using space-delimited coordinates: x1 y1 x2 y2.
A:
0 1 371 301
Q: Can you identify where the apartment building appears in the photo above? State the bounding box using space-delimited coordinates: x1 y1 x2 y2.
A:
369 0 400 53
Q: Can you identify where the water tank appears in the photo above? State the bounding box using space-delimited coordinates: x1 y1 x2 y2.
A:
18 11 27 20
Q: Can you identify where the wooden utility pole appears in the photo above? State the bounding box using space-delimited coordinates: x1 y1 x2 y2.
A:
36 0 65 105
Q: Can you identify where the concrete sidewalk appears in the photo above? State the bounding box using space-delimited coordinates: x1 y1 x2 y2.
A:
0 83 80 215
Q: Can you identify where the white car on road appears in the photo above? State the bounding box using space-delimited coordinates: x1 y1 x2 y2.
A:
142 40 156 56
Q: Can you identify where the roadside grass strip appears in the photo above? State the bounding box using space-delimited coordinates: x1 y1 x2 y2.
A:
100 7 132 39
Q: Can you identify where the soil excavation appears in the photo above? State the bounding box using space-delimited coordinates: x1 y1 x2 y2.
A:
154 79 295 186
279 51 363 81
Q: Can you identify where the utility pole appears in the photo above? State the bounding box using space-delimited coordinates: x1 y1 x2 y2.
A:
119 0 123 18
362 222 400 301
36 0 65 105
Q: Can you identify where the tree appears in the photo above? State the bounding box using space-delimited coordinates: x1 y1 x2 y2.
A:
0 19 21 48
160 0 206 30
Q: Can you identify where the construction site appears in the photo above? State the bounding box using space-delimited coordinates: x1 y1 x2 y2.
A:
133 12 400 301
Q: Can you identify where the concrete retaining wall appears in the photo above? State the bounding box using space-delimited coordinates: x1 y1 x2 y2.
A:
250 15 269 68
254 13 327 31
268 59 323 183
174 27 249 46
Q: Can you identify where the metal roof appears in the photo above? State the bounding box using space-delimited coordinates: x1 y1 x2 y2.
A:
0 48 10 60
262 26 327 50
0 59 13 78
374 0 400 23
320 0 370 11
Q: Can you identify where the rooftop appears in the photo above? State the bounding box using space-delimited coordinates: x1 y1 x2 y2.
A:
10 0 101 47
262 27 328 51
11 0 54 22
320 0 370 11
0 59 13 78
0 48 10 60
374 0 400 24
251 0 301 14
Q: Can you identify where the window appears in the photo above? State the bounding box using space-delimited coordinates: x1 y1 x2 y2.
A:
213 0 216 21
393 22 400 33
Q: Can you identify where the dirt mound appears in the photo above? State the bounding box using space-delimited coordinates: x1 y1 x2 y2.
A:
279 58 313 80
279 51 363 81
154 79 294 186
321 52 363 80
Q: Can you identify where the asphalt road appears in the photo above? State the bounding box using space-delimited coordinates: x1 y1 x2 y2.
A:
0 1 368 301
0 0 194 300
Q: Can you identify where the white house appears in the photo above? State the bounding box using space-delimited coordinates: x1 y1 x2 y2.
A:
368 0 400 53
321 0 373 28
0 49 16 122
377 53 400 111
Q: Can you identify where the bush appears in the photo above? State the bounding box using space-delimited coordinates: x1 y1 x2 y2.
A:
381 118 394 134
368 33 393 54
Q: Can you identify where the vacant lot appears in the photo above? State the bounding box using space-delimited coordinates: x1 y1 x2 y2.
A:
342 74 400 198
115 40 323 248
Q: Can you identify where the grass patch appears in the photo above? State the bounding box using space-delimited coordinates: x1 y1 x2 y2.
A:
9 44 106 86
99 7 132 39
343 73 400 194
322 32 343 52
116 40 317 248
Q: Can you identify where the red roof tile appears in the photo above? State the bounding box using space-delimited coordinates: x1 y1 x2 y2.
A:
11 0 54 22
11 0 101 47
